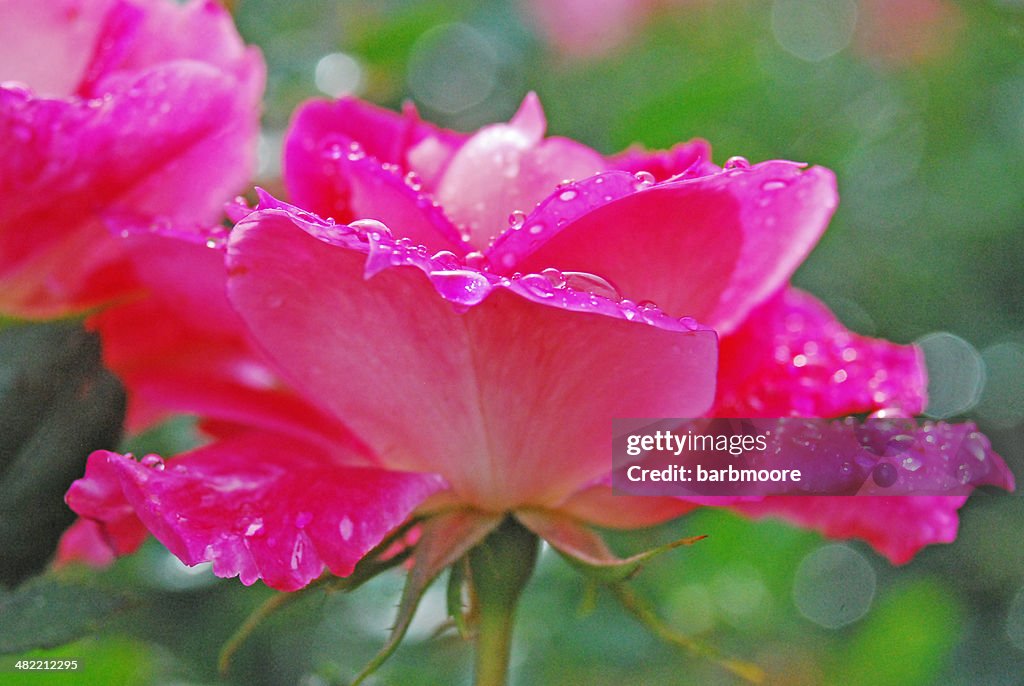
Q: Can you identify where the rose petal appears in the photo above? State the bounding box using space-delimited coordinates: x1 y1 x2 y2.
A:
698 420 1013 563
91 232 354 452
55 518 123 567
285 98 466 251
70 436 444 591
486 171 638 271
434 93 607 248
226 195 718 512
286 97 466 193
512 161 837 333
79 0 259 96
63 450 149 561
554 485 699 529
714 288 926 417
0 0 113 97
0 0 263 317
730 496 969 565
608 139 717 182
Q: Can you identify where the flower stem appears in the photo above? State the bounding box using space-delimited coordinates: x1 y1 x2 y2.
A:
468 517 539 686
473 592 517 686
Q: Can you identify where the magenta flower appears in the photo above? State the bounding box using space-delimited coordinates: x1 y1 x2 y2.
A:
66 94 1012 602
0 0 263 318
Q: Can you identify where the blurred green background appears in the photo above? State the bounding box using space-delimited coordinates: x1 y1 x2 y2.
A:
7 0 1024 683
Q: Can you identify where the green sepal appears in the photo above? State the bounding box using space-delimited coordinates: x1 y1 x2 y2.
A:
516 509 705 583
350 509 502 685
446 557 470 640
612 582 765 684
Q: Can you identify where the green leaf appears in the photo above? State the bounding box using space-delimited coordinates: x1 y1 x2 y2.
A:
351 509 501 685
446 558 470 640
516 510 705 583
0 322 126 587
0 574 134 654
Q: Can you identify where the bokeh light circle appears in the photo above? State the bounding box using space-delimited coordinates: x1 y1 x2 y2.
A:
793 543 876 629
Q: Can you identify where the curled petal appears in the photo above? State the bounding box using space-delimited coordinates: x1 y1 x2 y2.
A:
487 171 638 271
608 139 717 182
63 450 149 562
714 288 926 417
55 518 126 568
512 161 837 333
67 436 444 591
286 97 466 198
285 98 466 251
225 193 718 512
434 93 606 248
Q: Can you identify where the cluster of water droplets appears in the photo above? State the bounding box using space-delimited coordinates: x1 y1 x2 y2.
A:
253 160 709 330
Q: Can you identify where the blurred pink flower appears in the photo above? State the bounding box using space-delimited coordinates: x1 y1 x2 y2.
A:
66 94 1012 590
521 0 963 68
0 0 263 318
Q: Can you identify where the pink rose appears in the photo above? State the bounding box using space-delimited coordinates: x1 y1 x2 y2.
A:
0 0 264 318
66 94 1012 591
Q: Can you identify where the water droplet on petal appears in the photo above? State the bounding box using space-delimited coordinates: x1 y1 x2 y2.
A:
431 269 491 305
762 180 787 191
679 316 699 330
141 455 165 471
404 171 422 190
957 462 972 484
244 518 264 537
562 271 622 301
519 273 555 298
901 456 922 472
527 223 544 235
559 189 578 201
872 462 898 487
346 141 365 161
965 432 988 461
508 210 526 230
339 516 354 541
724 156 750 170
465 251 488 269
350 218 392 239
633 170 655 188
322 142 344 160
290 539 305 570
540 267 566 288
